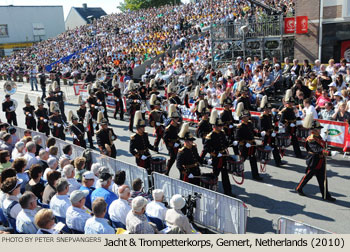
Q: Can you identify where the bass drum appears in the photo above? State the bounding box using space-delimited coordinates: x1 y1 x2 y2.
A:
256 145 272 163
200 173 218 191
150 156 167 173
276 133 291 147
227 155 244 176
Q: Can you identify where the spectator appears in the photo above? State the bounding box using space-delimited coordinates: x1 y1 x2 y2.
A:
318 70 332 90
43 157 58 181
42 170 61 205
48 146 58 161
90 163 102 187
11 141 25 160
84 197 115 234
316 89 332 110
1 177 23 220
49 178 71 218
35 209 58 234
62 164 81 195
112 170 126 196
58 157 70 173
46 137 56 150
16 191 38 234
145 189 167 222
59 145 72 163
0 133 13 154
73 157 86 182
37 149 49 172
108 185 131 226
319 102 334 120
33 135 43 156
23 141 38 170
66 190 91 233
25 164 45 201
12 157 30 192
0 168 17 210
302 98 318 119
0 150 11 172
332 102 350 124
95 166 115 191
306 72 317 91
130 178 152 201
79 171 96 210
165 194 192 234
8 127 18 148
126 196 155 234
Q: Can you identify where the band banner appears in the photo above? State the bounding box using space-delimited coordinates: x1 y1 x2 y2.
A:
296 16 308 34
284 17 295 34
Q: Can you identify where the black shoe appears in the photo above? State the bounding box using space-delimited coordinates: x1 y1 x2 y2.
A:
225 192 237 198
276 160 287 167
253 176 263 181
323 196 336 202
296 188 306 196
296 154 305 158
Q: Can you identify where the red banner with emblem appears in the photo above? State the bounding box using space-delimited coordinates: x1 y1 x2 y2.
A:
284 17 295 34
341 40 350 61
296 16 308 34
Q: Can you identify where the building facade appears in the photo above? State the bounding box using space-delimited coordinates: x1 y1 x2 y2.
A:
65 4 106 30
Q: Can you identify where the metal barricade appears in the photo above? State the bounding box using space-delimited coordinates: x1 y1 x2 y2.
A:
276 216 332 234
152 172 249 234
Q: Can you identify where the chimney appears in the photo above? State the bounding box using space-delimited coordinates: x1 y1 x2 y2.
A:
82 3 87 10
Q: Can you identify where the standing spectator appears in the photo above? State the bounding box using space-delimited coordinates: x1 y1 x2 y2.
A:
84 198 115 234
145 189 167 222
29 66 38 91
49 178 71 218
126 196 155 234
42 170 61 205
66 190 91 233
108 185 131 227
16 192 38 234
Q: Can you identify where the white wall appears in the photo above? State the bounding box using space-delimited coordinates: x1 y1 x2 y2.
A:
0 6 65 44
65 8 87 30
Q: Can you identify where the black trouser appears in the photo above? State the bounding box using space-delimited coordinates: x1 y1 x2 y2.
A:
41 86 46 102
113 100 124 120
240 145 260 179
26 117 36 131
129 109 136 131
6 112 17 126
166 146 178 175
59 104 67 122
212 156 232 195
291 134 302 157
272 147 281 165
263 135 282 165
296 167 331 198
38 123 50 137
102 103 108 121
154 126 164 148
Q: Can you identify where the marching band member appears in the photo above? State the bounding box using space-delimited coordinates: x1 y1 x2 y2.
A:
220 93 238 155
48 101 65 140
149 94 164 149
167 82 181 105
23 94 36 131
76 95 87 124
53 81 67 122
127 81 141 132
236 109 263 181
112 79 124 120
68 110 86 148
130 111 158 173
177 123 202 186
259 96 285 167
235 84 252 111
95 82 109 122
196 100 212 144
86 104 98 149
96 113 117 158
280 89 303 158
296 114 336 202
35 97 50 136
163 104 181 176
44 85 57 109
202 109 233 196
86 84 97 108
2 94 17 126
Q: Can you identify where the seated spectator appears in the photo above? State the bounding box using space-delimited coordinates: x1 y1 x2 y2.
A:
302 98 318 119
46 137 56 150
145 189 167 222
316 89 332 110
25 164 45 201
16 192 38 234
79 171 96 210
59 145 72 163
48 146 58 161
95 166 115 191
23 141 38 170
37 149 49 172
0 150 11 172
1 133 13 154
306 72 317 91
319 102 334 120
332 102 350 124
58 157 70 173
8 127 18 148
12 158 30 192
42 170 61 205
62 164 81 195
66 190 91 232
1 177 23 220
130 178 152 201
73 157 86 182
108 185 131 226
43 157 58 181
165 194 192 234
84 197 115 234
112 170 126 195
11 141 25 160
90 163 102 187
0 168 17 210
35 209 58 234
49 178 71 218
33 136 43 156
126 196 155 234
90 172 118 218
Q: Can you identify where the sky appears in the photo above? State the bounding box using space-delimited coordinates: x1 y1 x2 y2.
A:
0 0 124 19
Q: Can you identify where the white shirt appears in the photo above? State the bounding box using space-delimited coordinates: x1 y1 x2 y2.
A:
145 201 167 221
84 216 115 234
108 198 131 225
43 168 56 181
111 184 119 196
24 152 38 170
67 178 81 195
304 105 318 119
2 195 22 219
49 194 71 218
11 148 24 160
16 208 38 234
65 206 91 232
95 179 114 191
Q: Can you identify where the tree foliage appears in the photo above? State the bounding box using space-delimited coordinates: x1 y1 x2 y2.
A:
118 0 181 12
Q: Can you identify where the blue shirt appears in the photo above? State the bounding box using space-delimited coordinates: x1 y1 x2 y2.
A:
79 185 95 210
84 217 115 234
90 188 118 218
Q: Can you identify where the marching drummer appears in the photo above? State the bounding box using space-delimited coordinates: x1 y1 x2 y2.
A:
48 101 65 140
96 114 118 158
176 123 202 186
296 114 336 202
2 94 17 126
76 95 87 124
23 94 36 131
280 89 303 158
149 94 164 149
68 110 86 148
259 96 285 167
201 110 233 197
236 109 263 181
130 110 158 173
35 97 50 136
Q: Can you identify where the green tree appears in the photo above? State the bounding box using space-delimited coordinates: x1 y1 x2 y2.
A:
118 0 181 12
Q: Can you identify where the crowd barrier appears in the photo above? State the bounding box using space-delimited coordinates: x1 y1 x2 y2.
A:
152 172 249 234
276 216 332 234
13 126 149 192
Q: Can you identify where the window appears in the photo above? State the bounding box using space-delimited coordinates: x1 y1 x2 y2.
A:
0 24 8 37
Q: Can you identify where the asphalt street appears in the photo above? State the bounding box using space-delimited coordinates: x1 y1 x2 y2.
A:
1 80 350 234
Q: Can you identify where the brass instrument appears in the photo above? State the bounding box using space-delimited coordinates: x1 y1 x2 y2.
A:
96 70 106 82
4 81 17 95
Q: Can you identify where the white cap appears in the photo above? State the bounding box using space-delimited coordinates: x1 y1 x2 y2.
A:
228 65 233 69
131 196 148 212
274 64 280 67
83 171 95 180
170 194 186 210
70 190 89 204
218 77 223 82
152 189 164 201
334 91 342 96
328 82 336 87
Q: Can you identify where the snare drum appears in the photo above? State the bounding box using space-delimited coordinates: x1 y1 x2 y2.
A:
200 173 218 191
296 127 310 142
227 155 244 176
150 156 166 173
276 133 291 147
256 146 272 163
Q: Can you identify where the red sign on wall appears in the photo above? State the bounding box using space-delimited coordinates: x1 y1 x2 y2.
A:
284 17 295 34
341 40 350 61
296 16 308 34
